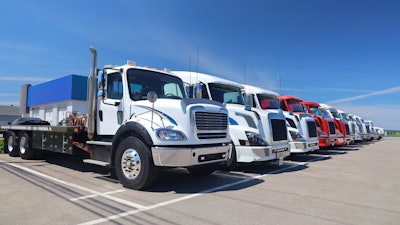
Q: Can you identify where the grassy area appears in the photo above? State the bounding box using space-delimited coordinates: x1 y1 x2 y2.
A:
387 130 400 137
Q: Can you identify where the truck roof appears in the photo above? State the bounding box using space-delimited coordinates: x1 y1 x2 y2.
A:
301 101 320 107
276 95 303 102
172 71 244 89
111 63 178 78
242 84 279 96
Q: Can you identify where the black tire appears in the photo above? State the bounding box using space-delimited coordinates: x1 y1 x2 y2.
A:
188 164 217 176
19 132 35 160
114 136 157 190
5 131 19 157
225 144 237 170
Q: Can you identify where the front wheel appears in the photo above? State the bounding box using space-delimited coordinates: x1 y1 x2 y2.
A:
114 137 157 190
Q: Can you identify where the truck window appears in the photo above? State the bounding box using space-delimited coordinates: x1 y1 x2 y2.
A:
208 83 244 105
257 94 279 109
286 99 304 112
107 73 123 100
310 107 321 116
164 83 184 98
127 69 186 101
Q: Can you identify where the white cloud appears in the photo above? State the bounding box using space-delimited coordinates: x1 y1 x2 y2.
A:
0 93 19 97
327 86 400 104
0 41 49 53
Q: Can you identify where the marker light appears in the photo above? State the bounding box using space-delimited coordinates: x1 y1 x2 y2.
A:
127 60 136 66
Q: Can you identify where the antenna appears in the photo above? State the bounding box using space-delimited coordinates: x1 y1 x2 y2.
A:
244 62 247 85
279 74 282 96
196 44 199 82
189 55 191 84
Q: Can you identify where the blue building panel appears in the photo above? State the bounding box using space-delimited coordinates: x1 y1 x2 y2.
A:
27 74 87 106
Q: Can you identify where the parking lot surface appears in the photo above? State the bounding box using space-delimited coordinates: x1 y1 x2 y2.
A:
1 139 400 225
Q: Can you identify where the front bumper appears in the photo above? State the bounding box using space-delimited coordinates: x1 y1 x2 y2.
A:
290 141 319 153
235 144 290 163
151 143 231 167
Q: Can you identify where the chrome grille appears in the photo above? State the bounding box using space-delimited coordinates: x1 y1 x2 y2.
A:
345 124 350 135
328 121 336 135
195 112 228 139
271 119 287 141
307 120 318 138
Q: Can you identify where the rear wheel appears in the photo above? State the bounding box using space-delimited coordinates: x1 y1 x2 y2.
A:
114 136 157 190
19 132 36 160
6 131 19 157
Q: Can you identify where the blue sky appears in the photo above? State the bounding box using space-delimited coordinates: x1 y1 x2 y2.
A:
1 0 399 129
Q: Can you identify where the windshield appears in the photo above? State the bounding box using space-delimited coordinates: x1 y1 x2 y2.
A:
286 99 304 112
208 83 244 105
127 69 186 101
256 94 279 109
309 106 322 116
319 108 332 119
330 109 341 119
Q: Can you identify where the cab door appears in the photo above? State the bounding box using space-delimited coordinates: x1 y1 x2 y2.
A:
97 71 124 135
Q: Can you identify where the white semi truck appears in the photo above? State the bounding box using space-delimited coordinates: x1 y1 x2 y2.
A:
246 87 318 153
173 71 290 169
337 109 356 144
1 47 231 190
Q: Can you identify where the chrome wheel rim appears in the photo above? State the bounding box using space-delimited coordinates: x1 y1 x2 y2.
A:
121 149 141 179
19 136 26 154
7 136 14 152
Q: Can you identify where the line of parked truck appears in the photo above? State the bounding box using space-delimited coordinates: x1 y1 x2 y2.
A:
0 47 385 190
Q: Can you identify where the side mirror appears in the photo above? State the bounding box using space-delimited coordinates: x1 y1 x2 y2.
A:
147 91 158 103
244 94 253 107
100 70 107 99
193 83 202 99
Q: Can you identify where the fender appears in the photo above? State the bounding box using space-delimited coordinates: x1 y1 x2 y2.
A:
110 121 153 167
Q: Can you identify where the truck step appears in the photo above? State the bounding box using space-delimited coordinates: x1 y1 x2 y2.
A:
83 159 110 167
86 141 112 146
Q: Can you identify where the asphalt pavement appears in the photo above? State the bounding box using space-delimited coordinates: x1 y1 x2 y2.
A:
1 139 399 225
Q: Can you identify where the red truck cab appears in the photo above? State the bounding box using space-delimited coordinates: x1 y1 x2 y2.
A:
301 101 336 148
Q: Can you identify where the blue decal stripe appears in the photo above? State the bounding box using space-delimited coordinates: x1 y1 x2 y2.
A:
136 106 178 126
229 117 238 125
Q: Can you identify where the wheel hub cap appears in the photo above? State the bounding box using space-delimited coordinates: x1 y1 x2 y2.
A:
121 149 141 179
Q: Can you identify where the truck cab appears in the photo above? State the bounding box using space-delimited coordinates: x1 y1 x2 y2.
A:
319 104 351 146
301 101 337 148
274 95 319 153
173 71 290 169
337 109 356 144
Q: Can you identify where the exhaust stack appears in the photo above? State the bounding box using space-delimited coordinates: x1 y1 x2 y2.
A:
87 46 98 140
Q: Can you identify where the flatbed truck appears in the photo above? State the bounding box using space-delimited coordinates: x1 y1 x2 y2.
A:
1 47 231 190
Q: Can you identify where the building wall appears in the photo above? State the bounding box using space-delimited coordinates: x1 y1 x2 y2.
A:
0 105 21 125
27 74 87 107
30 100 87 125
25 74 88 126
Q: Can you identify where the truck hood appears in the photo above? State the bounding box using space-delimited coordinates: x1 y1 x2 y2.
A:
130 98 226 129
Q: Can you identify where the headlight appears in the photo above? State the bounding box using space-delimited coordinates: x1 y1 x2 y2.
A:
245 131 267 146
156 129 186 141
289 130 305 141
317 130 328 138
